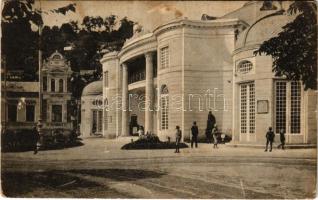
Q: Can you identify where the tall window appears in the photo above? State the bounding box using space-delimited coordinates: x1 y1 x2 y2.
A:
104 99 108 130
51 79 55 92
238 60 253 74
43 76 47 91
52 105 62 122
26 104 35 122
160 85 169 130
275 81 287 133
42 99 47 122
59 79 64 92
104 71 109 87
92 110 103 134
8 104 17 122
160 46 169 69
275 81 302 134
240 82 255 134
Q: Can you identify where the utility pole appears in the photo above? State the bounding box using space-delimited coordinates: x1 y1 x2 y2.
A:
37 1 44 149
2 56 7 131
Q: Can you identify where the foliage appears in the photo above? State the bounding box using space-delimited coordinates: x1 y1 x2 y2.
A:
254 1 317 90
2 1 135 85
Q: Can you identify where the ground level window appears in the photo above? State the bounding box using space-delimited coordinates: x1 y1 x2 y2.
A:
52 105 62 122
26 105 35 122
240 82 255 134
92 110 103 134
275 81 302 134
160 85 169 130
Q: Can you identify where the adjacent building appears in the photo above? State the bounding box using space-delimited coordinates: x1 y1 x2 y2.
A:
80 80 103 137
1 51 74 132
97 1 317 144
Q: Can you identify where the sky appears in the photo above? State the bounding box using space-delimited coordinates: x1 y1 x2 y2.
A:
40 1 246 32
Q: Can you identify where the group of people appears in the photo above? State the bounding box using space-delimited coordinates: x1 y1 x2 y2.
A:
174 111 287 153
265 127 285 152
175 111 219 153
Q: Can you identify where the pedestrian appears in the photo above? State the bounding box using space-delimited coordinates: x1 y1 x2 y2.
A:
191 121 199 148
212 124 218 148
206 111 216 144
175 126 182 153
205 128 212 143
138 126 144 137
33 126 40 154
278 128 285 150
265 127 275 152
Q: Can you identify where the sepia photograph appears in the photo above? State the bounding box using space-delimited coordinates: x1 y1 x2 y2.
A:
1 0 317 198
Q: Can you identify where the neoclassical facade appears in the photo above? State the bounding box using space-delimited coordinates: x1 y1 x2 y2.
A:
99 1 317 144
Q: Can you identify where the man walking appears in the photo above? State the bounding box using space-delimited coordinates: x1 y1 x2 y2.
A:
175 126 182 153
278 128 285 150
191 121 199 148
265 127 275 152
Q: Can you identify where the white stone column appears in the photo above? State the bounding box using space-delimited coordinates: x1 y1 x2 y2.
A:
121 63 129 136
145 52 154 134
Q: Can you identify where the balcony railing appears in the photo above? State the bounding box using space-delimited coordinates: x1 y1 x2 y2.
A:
128 71 145 84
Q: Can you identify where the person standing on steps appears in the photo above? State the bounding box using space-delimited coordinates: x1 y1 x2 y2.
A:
206 111 216 143
175 126 182 153
265 127 275 152
212 124 219 149
191 121 199 148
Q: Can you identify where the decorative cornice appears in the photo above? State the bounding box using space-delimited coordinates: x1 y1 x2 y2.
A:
118 35 157 58
153 18 248 36
233 44 261 55
100 51 119 63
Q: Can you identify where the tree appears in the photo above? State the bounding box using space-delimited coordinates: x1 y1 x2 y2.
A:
254 1 317 90
1 0 76 78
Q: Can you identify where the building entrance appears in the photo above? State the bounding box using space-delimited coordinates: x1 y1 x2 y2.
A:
239 82 255 142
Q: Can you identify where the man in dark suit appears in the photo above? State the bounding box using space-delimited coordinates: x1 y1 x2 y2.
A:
265 127 275 152
191 121 199 148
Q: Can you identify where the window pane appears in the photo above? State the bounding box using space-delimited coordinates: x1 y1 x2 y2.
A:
59 79 64 92
290 81 301 134
26 105 35 122
240 84 247 133
160 47 169 69
43 76 47 91
51 79 55 92
275 81 287 133
52 105 62 122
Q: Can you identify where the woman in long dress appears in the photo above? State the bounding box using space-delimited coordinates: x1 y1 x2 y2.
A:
212 124 218 149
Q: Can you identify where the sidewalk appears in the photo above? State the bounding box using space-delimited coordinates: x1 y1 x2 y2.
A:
2 138 317 163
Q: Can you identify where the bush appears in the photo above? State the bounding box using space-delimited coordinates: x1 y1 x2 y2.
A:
1 129 37 152
1 128 82 152
121 134 189 150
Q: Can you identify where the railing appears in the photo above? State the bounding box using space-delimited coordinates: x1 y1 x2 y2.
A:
128 71 145 84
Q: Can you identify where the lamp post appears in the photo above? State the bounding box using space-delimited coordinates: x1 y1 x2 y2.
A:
37 2 44 149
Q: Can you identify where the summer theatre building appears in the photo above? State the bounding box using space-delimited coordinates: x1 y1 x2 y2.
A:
97 1 317 144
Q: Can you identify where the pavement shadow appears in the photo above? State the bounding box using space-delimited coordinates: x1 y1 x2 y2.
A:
2 169 166 198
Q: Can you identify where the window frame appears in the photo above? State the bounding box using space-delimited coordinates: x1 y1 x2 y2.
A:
160 46 169 69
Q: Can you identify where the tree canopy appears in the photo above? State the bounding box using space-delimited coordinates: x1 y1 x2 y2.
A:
1 0 135 83
255 1 317 90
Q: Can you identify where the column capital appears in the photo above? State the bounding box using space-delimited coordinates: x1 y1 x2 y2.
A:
145 51 154 60
121 63 128 68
